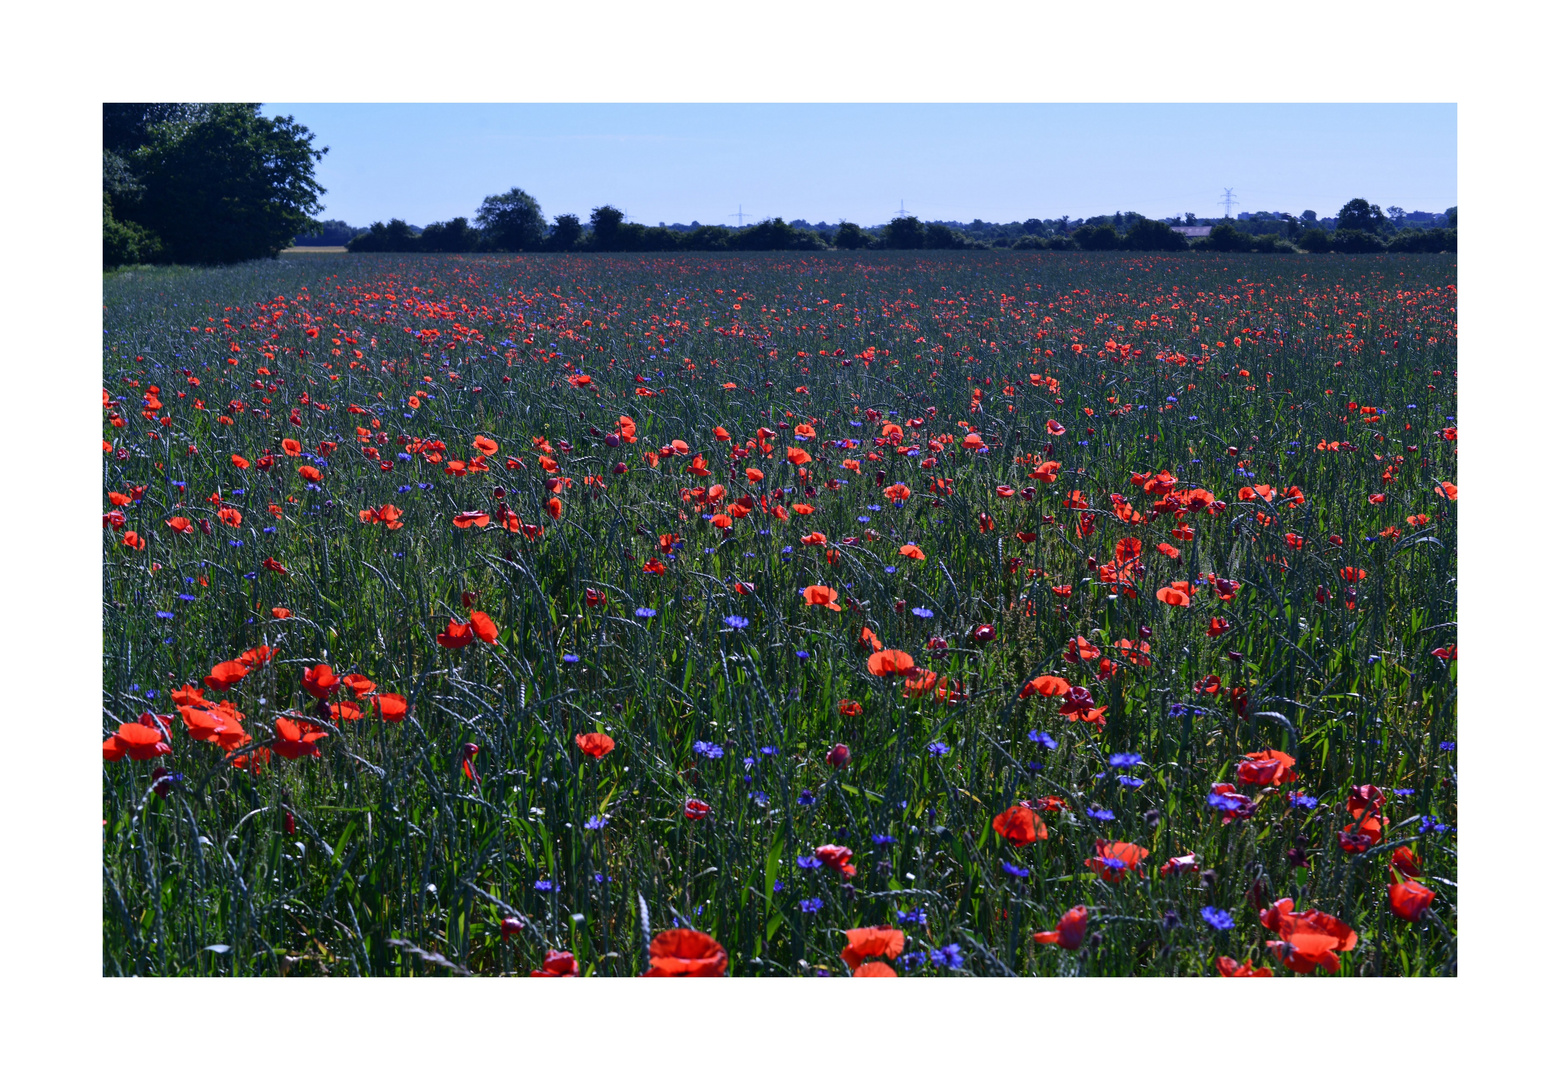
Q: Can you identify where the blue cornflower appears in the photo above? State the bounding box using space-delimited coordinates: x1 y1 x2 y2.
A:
857 515 872 523
262 526 276 534
635 607 656 618
900 951 928 968
1109 752 1143 768
1289 792 1319 809
868 504 882 512
1098 857 1126 870
1393 788 1415 797
871 833 897 846
1029 730 1057 750
584 815 607 831
929 944 963 969
897 907 928 926
1001 861 1030 878
760 746 777 756
911 607 934 618
796 855 822 870
176 593 197 602
561 654 580 663
533 879 554 892
884 566 896 574
693 741 724 760
397 452 413 461
1201 906 1236 931
1118 775 1145 789
1086 807 1115 822
155 611 175 619
752 791 769 807
797 789 816 806
926 740 950 757
1208 791 1246 812
799 897 824 913
723 615 750 629
1439 741 1456 751
795 650 810 660
773 880 786 893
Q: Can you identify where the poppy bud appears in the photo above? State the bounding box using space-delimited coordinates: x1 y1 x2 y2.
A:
971 623 996 643
1315 586 1330 603
284 809 296 836
1021 486 1036 501
604 433 620 447
875 470 886 487
1227 446 1239 456
1088 932 1104 948
826 743 851 769
501 916 525 940
1042 442 1054 455
1142 808 1162 826
1138 626 1152 641
684 798 711 821
894 600 906 614
1086 556 1097 570
1227 651 1242 662
199 518 213 536
927 636 948 659
462 742 480 759
1246 878 1267 911
493 487 505 500
1086 428 1095 436
1200 869 1218 887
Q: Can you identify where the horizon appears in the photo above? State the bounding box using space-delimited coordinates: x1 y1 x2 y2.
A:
260 104 1457 230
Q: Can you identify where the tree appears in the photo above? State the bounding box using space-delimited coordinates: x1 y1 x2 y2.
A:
1206 223 1248 252
103 191 161 268
125 104 327 264
346 219 421 253
1121 219 1188 252
588 206 626 250
420 217 481 252
882 216 926 249
548 213 583 251
1184 212 1198 225
1298 227 1331 253
1330 228 1386 254
925 223 963 249
476 188 546 251
833 222 871 249
1072 224 1119 251
1336 198 1387 234
1444 206 1457 230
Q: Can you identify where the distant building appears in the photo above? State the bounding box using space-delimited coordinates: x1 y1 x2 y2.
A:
1171 226 1212 239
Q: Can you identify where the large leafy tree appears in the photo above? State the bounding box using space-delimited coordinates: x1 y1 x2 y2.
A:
1336 198 1388 234
476 188 547 251
122 104 326 264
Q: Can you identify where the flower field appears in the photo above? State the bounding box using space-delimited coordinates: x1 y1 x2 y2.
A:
102 250 1456 976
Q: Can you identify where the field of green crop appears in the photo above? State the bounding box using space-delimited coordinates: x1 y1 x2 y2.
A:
102 250 1456 976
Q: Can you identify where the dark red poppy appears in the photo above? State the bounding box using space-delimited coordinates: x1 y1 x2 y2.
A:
301 663 339 699
1034 905 1088 949
815 844 857 877
437 619 475 649
1388 880 1435 922
530 950 580 977
1236 748 1297 786
684 798 711 821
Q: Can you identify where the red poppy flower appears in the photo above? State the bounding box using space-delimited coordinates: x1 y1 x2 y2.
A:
204 659 251 692
840 925 905 971
992 805 1047 845
1206 617 1231 638
271 716 328 760
342 673 377 699
468 610 499 644
170 684 206 707
298 465 323 482
825 743 851 769
1215 957 1273 977
1389 845 1422 880
329 701 362 723
815 844 857 876
838 699 863 716
1236 748 1297 786
1159 852 1200 877
452 511 491 529
180 705 250 751
370 693 408 722
437 619 475 649
1064 637 1101 664
1388 880 1436 922
585 587 607 608
803 584 841 611
867 649 916 676
575 732 615 758
529 949 579 976
852 961 897 977
103 720 172 762
1019 674 1071 699
301 663 339 699
1262 901 1356 974
1087 839 1149 882
684 798 711 821
1033 905 1088 949
644 928 728 977
166 516 195 535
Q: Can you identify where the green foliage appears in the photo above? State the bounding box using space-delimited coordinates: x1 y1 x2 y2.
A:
419 217 483 253
476 188 547 251
1387 229 1456 254
346 220 423 253
833 222 872 249
125 104 326 264
1336 198 1388 235
882 216 926 250
1121 220 1188 252
1073 224 1120 251
103 192 162 269
1299 228 1332 253
548 214 584 252
1331 228 1388 254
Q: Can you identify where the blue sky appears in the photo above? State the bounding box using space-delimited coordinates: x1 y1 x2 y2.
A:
262 103 1455 229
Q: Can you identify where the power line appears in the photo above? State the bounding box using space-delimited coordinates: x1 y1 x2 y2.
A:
728 204 749 227
1219 188 1240 218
